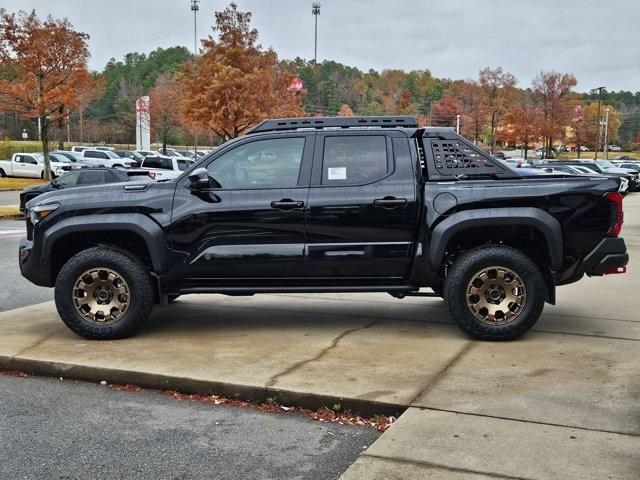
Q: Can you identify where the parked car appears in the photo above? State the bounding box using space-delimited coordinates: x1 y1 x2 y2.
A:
608 145 622 152
549 160 640 191
18 116 629 342
51 150 99 168
114 150 145 166
81 149 137 168
0 153 74 179
614 155 635 161
534 163 629 193
139 155 195 181
133 150 159 158
579 146 589 152
613 161 640 173
70 146 93 153
19 168 154 211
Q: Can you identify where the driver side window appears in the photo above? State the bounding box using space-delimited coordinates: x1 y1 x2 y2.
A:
206 137 305 189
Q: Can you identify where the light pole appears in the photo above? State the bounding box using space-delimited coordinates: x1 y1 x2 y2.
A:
592 86 605 159
312 2 320 64
190 0 199 156
603 107 610 159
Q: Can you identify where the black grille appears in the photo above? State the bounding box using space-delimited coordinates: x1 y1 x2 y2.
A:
431 141 500 175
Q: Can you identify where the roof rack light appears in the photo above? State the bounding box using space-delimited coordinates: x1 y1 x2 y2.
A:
247 116 419 134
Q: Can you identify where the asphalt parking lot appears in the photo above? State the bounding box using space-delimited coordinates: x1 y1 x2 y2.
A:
0 195 638 479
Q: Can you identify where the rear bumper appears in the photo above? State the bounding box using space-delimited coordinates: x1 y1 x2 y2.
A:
578 237 628 276
558 237 628 285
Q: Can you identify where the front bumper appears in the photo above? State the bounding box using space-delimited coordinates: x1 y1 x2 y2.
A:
19 237 52 287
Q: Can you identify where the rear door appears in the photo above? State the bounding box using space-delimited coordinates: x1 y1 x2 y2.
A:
305 131 419 281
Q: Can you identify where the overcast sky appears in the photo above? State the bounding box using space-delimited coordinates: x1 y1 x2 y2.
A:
3 0 639 91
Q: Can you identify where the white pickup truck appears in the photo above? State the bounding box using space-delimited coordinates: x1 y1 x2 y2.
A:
0 153 75 179
139 155 195 181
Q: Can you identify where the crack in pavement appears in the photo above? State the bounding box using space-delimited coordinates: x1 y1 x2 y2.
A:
11 329 61 358
408 341 475 406
265 320 378 389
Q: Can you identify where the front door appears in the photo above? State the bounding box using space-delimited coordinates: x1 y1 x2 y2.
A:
168 134 313 285
305 132 418 281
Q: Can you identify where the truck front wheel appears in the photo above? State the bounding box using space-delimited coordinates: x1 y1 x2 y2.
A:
444 245 546 341
55 247 154 340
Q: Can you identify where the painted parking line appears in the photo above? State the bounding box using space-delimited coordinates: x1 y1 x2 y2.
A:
0 229 26 238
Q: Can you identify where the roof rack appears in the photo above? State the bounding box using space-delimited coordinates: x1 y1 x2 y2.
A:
247 116 418 134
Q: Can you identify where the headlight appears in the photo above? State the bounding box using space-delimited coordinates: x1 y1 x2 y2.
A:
29 204 60 224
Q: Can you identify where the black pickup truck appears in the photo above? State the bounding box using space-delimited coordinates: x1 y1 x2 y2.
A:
19 116 629 341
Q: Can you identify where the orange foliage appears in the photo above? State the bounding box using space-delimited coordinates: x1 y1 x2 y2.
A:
0 9 99 178
179 3 304 140
338 104 354 116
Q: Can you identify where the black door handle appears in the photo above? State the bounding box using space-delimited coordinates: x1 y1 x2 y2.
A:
271 199 304 210
373 197 407 209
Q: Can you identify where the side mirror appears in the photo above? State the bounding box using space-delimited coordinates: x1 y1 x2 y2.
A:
188 167 211 189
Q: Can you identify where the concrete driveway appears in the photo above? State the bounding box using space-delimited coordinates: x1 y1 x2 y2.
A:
1 196 639 479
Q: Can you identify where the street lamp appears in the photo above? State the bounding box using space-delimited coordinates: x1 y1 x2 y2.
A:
190 0 199 155
592 86 605 159
312 2 320 64
190 0 199 54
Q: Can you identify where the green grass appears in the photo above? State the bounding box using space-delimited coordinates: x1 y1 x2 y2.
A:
0 178 46 189
0 206 21 219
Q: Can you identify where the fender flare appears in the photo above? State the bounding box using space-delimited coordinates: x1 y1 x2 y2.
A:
42 213 167 273
428 207 563 271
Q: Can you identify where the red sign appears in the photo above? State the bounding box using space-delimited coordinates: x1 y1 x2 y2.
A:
287 77 304 92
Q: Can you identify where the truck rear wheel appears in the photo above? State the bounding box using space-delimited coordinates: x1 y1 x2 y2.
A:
55 247 154 340
444 245 546 341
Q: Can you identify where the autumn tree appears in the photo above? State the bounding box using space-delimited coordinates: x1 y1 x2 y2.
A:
338 104 354 116
532 71 577 157
430 95 460 127
479 67 517 153
149 73 181 153
180 3 304 140
498 90 540 159
0 9 98 179
455 80 486 144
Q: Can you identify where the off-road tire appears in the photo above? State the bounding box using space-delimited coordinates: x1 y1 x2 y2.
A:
444 245 546 341
55 247 154 340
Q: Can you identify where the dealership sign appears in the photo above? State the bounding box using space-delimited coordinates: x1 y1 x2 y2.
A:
287 77 304 92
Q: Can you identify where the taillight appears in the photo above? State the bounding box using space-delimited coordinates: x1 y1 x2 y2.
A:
605 191 623 237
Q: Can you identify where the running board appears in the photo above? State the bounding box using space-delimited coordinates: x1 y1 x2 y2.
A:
171 285 417 295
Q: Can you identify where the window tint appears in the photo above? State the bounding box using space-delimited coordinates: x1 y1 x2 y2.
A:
77 170 106 185
207 137 305 189
55 171 81 187
321 136 388 185
177 159 193 171
85 151 108 159
143 157 173 170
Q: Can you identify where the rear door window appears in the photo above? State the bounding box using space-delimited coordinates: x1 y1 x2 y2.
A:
321 136 388 186
77 170 106 185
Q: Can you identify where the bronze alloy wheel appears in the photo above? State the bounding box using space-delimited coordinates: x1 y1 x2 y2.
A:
466 266 527 325
72 268 130 324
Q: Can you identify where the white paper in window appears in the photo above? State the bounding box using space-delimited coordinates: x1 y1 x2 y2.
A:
327 167 347 180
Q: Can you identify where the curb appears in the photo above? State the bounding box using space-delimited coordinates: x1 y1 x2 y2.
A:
0 188 22 192
0 356 407 417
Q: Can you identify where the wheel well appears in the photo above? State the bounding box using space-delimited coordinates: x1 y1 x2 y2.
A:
441 225 555 301
49 230 153 283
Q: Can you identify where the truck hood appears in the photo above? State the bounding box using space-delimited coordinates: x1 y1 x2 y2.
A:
24 181 174 212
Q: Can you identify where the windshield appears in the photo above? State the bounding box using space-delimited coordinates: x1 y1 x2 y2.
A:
49 153 70 163
596 160 616 169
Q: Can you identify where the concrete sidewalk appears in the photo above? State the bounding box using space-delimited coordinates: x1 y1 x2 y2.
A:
1 197 639 479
